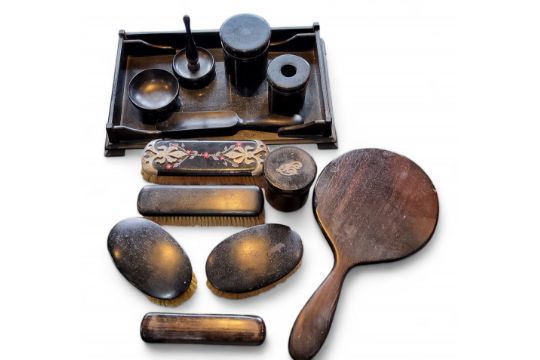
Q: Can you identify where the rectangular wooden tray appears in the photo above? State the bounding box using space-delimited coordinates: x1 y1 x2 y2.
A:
105 23 337 156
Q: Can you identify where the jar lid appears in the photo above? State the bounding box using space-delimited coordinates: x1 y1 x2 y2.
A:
220 14 271 58
264 146 317 193
267 54 311 92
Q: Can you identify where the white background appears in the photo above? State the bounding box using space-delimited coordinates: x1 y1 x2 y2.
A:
0 0 539 359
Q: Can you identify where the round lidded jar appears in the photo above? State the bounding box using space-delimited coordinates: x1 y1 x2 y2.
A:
263 146 317 212
220 14 271 96
267 54 311 115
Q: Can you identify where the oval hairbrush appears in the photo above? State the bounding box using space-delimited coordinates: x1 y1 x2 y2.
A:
107 218 196 306
206 224 303 299
288 149 439 360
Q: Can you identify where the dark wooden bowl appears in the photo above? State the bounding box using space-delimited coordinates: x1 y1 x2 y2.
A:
128 69 180 115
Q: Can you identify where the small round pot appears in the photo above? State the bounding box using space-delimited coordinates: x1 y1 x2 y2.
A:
220 14 271 96
263 146 317 212
128 69 181 122
267 54 311 116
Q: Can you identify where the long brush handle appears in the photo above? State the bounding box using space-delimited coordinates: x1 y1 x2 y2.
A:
238 114 303 129
288 260 348 360
111 112 303 138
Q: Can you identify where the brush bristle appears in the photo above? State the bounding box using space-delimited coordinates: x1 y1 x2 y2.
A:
206 260 302 299
142 172 263 186
145 211 265 227
147 273 197 307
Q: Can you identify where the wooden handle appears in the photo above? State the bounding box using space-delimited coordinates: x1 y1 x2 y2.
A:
238 114 303 129
141 313 266 345
183 15 200 71
288 260 348 360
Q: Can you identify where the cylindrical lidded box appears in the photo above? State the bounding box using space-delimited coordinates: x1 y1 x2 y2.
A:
220 14 271 96
263 146 317 212
267 54 311 115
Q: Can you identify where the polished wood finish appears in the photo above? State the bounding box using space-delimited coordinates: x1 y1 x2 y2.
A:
140 313 266 345
107 218 193 301
263 146 317 212
137 185 263 216
206 224 303 296
141 139 269 180
288 149 439 360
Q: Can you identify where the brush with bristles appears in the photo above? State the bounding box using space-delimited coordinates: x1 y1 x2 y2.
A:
107 217 198 307
148 273 197 307
141 139 268 186
144 212 265 227
137 185 265 227
206 261 302 299
205 224 303 299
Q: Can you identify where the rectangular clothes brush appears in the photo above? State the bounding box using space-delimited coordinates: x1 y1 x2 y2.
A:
141 139 269 185
137 185 264 226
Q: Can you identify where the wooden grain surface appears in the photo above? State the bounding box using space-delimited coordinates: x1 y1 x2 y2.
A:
137 185 264 216
206 224 303 295
288 148 439 360
107 218 193 301
140 313 266 345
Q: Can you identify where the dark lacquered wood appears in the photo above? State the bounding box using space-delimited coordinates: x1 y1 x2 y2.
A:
137 185 263 216
141 139 268 178
128 69 179 115
220 14 271 95
288 149 439 360
140 313 266 345
172 15 216 89
263 146 317 212
104 26 339 157
206 224 303 295
267 54 311 116
107 218 192 300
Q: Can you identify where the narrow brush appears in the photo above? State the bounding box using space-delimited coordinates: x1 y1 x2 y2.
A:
137 185 265 226
141 139 268 185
